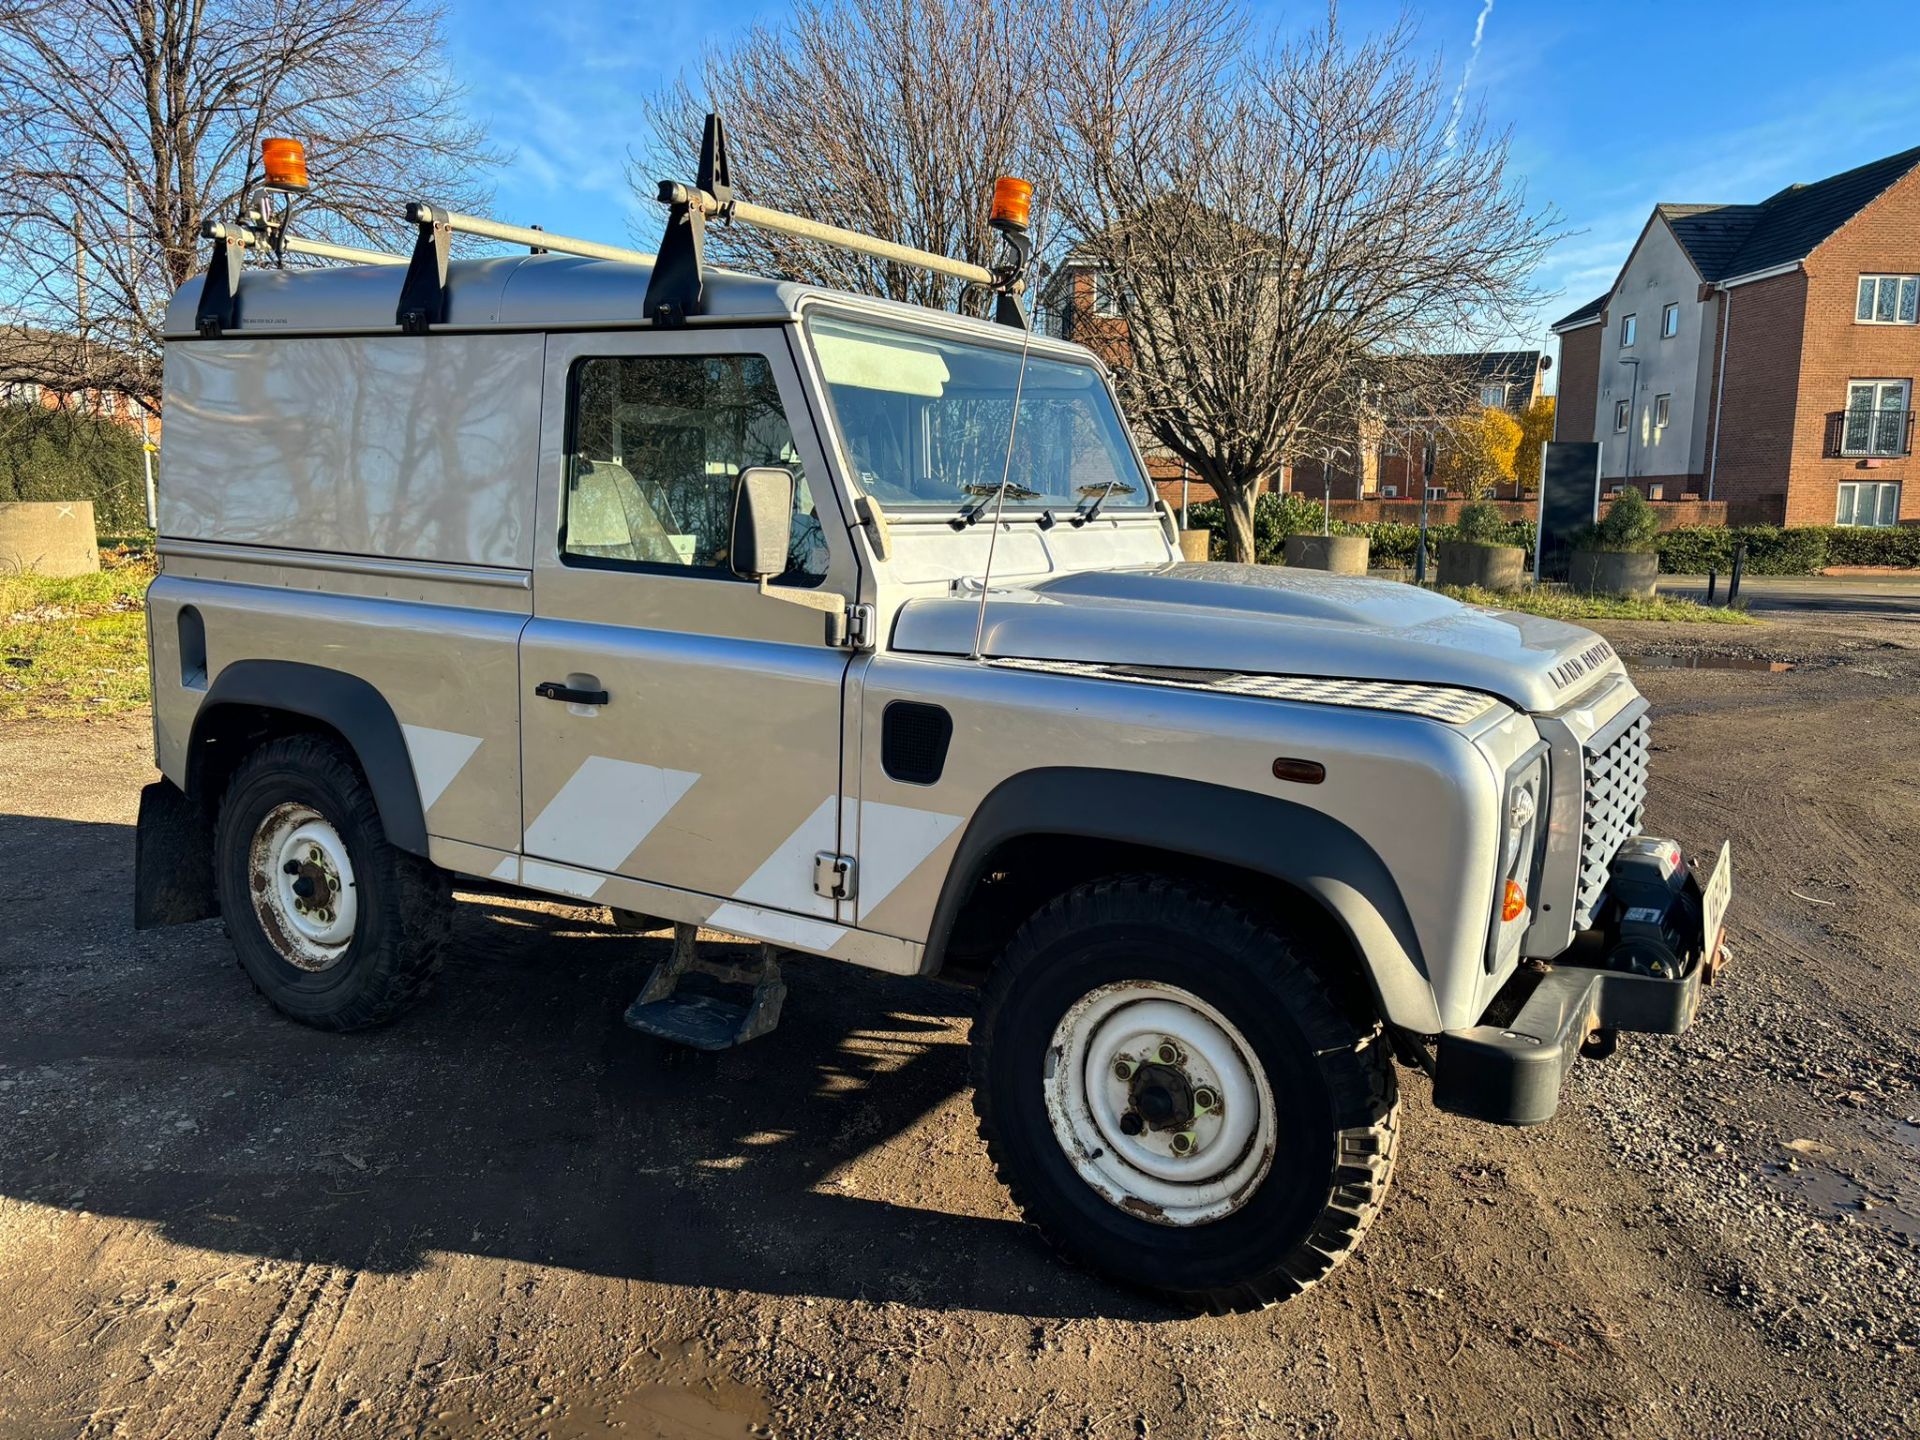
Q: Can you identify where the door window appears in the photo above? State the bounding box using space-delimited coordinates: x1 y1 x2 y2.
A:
1842 379 1910 457
562 354 828 585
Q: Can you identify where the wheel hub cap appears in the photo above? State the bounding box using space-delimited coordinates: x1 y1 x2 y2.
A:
249 803 357 971
1044 982 1277 1227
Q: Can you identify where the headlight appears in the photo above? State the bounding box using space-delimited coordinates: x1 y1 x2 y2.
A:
1487 747 1549 971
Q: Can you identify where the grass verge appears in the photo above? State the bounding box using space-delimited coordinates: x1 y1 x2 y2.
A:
1 547 156 719
1441 584 1760 624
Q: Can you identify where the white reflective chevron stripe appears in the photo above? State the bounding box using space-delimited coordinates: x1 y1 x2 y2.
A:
727 795 840 919
400 724 483 814
503 770 960 955
705 900 846 952
520 859 606 900
523 757 700 872
856 800 963 918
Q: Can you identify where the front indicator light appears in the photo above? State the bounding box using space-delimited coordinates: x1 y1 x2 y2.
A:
1502 879 1526 923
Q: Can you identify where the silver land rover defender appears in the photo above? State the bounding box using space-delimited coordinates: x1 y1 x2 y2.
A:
134 123 1732 1311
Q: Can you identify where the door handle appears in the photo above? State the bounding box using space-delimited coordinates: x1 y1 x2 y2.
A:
535 680 610 706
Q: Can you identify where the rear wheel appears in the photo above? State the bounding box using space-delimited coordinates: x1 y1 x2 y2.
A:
971 875 1398 1312
215 734 451 1030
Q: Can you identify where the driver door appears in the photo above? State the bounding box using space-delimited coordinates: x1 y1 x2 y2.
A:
517 327 859 947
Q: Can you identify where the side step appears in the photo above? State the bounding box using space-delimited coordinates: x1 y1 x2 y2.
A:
622 923 787 1051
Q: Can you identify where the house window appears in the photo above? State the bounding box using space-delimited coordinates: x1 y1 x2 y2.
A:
1620 314 1637 347
1661 303 1679 338
1654 394 1670 430
1856 275 1919 325
1836 481 1901 527
1840 379 1912 456
1613 399 1630 431
1479 382 1507 408
1091 272 1122 317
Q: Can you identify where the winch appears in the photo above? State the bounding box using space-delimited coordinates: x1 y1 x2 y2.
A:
1603 836 1707 979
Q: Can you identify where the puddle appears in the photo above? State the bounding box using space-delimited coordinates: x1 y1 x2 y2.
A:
1768 1160 1920 1241
1633 653 1794 672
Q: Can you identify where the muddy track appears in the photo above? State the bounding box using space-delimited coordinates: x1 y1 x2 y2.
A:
2 605 1916 1438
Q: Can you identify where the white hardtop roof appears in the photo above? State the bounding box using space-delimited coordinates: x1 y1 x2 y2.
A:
163 252 1082 359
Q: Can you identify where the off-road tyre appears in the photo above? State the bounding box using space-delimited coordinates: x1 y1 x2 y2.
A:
971 875 1398 1313
215 734 452 1031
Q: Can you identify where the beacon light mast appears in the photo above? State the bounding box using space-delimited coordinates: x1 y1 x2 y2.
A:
196 117 1037 338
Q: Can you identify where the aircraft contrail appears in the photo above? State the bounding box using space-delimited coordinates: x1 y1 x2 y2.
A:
1444 0 1496 150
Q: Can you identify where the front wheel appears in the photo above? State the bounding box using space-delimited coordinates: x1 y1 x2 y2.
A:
971 876 1399 1312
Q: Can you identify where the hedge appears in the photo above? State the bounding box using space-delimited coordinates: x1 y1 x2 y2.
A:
1653 526 1920 576
1184 493 1534 567
0 402 150 534
1184 497 1920 575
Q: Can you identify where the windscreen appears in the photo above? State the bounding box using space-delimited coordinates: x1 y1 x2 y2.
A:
808 315 1149 514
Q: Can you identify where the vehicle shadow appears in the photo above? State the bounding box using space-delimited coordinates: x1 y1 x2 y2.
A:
0 812 1169 1323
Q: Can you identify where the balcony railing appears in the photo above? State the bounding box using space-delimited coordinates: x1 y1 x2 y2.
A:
1827 407 1914 459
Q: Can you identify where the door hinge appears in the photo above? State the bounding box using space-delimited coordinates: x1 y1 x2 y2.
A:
813 851 857 901
844 603 876 651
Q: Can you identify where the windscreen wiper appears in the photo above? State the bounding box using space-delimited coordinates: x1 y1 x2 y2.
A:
1070 480 1134 527
952 482 1041 529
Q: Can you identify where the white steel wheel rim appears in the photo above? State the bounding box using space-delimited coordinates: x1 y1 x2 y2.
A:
1043 981 1276 1227
249 802 358 971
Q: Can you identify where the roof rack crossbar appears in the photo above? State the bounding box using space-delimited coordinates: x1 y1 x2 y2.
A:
204 221 405 268
405 204 657 268
663 185 994 288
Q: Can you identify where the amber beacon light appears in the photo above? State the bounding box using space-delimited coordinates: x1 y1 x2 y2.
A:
990 176 1033 232
261 137 310 192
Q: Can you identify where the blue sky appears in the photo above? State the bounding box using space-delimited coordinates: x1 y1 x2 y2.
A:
444 0 1920 377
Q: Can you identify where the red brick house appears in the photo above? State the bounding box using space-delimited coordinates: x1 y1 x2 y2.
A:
1552 144 1920 526
1290 350 1549 502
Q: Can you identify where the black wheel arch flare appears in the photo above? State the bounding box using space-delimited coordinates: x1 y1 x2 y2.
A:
187 659 429 856
919 767 1437 1032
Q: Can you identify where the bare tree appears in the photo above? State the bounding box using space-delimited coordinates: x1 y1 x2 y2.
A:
0 0 497 412
637 0 1055 315
1046 2 1558 561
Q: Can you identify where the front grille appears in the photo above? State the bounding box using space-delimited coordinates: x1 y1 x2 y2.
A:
1576 712 1650 926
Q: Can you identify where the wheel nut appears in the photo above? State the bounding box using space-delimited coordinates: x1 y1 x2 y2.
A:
1112 1058 1136 1080
282 859 301 875
1155 1040 1180 1065
1119 1112 1144 1136
1193 1087 1217 1112
1170 1130 1197 1156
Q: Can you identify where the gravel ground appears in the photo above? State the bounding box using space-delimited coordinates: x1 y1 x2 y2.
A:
2 597 1917 1438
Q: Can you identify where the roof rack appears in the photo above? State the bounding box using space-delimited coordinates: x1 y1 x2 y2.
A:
191 113 1034 337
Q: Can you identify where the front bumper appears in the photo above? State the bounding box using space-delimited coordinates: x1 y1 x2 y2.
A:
1432 837 1728 1126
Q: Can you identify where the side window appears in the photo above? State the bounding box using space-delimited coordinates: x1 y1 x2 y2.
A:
562 353 828 586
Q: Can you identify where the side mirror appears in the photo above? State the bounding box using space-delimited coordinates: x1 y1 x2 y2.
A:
730 466 793 580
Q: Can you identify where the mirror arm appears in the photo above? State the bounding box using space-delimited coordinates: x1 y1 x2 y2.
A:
756 579 850 645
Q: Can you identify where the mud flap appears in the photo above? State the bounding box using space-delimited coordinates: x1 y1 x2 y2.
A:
134 778 218 930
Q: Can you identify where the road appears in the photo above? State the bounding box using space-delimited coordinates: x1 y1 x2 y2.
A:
2 602 1917 1439
1659 570 1920 619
